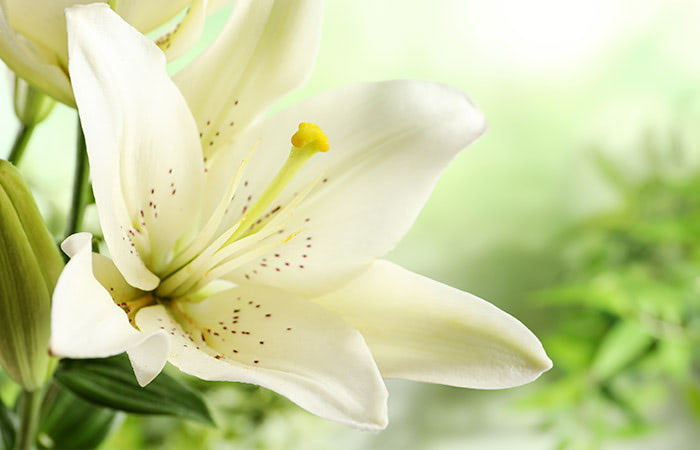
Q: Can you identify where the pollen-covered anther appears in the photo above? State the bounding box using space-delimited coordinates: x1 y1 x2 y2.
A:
291 122 329 153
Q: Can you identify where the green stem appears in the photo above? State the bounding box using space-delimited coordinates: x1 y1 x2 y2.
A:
7 124 36 166
14 390 42 450
64 120 90 238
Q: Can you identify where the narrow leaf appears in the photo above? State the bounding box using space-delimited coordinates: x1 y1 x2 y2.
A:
54 354 214 425
38 384 119 450
0 396 15 450
591 321 654 381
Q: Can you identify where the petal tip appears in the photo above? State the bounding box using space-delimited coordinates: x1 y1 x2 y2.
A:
456 88 489 143
533 350 554 376
127 328 171 387
60 232 93 258
65 3 113 29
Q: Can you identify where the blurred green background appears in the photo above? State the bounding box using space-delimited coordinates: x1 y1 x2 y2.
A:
2 0 700 448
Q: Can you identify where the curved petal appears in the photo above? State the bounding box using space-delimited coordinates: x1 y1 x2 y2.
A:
4 0 80 69
127 333 170 386
174 0 323 159
314 261 552 389
50 233 169 386
115 0 191 33
5 0 196 67
0 1 73 105
67 4 205 287
217 80 487 296
136 285 388 430
154 0 208 61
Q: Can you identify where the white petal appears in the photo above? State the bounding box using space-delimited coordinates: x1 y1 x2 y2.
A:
115 0 192 33
314 261 552 389
136 286 388 430
153 0 207 61
220 80 487 296
0 1 73 105
67 4 205 286
174 0 323 158
127 333 170 386
50 233 169 386
5 0 198 68
4 0 77 69
119 0 234 59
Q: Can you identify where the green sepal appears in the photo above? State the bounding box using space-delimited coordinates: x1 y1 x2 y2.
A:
0 161 63 390
54 355 215 426
37 384 119 450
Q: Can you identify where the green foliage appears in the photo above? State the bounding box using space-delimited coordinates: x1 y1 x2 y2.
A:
54 355 214 426
37 383 119 450
0 160 63 391
0 396 16 450
526 146 700 448
101 383 330 450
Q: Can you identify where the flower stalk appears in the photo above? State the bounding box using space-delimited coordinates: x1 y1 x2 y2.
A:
64 119 90 238
8 77 56 165
14 389 42 450
7 124 35 166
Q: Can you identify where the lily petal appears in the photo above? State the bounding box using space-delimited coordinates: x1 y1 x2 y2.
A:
0 1 73 105
174 0 323 159
4 0 79 69
5 0 196 70
221 80 487 296
136 285 388 430
50 233 169 386
67 4 205 287
153 0 208 61
314 261 552 389
115 0 192 33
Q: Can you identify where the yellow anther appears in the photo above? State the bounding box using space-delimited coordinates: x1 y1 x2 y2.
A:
291 122 329 153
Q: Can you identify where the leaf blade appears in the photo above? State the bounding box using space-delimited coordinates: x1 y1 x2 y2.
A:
54 354 214 425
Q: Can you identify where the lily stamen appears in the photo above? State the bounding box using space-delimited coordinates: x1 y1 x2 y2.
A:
225 122 329 244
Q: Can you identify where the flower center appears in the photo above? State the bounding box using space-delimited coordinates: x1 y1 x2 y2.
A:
154 123 329 300
117 293 155 324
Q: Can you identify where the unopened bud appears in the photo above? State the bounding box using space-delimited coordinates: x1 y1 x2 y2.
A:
0 161 63 390
13 76 55 126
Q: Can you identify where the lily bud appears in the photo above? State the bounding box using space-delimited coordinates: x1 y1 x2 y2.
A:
13 76 55 126
0 160 63 390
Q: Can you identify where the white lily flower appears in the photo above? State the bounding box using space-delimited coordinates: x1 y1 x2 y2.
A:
0 0 233 105
50 4 552 430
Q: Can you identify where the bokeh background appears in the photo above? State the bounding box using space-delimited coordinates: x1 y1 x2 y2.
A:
2 0 700 448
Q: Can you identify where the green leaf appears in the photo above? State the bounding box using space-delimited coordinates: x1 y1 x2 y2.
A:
590 321 654 381
38 384 119 450
54 355 214 425
0 396 15 450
